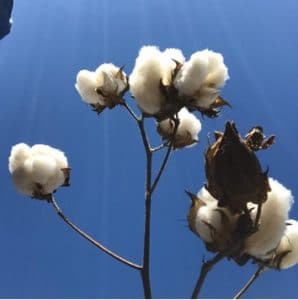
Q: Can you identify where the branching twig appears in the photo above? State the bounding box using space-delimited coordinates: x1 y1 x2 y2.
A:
233 265 266 299
151 143 167 153
121 102 140 122
49 195 142 270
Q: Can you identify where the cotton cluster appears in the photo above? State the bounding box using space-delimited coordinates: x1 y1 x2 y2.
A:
129 46 183 115
188 187 237 251
75 63 128 112
174 49 229 109
9 143 70 199
157 108 201 149
272 220 298 269
244 178 294 258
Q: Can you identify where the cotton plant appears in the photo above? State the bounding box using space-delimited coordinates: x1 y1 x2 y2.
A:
10 44 297 299
9 143 70 200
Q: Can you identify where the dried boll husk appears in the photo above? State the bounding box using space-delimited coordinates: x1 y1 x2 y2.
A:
205 121 271 213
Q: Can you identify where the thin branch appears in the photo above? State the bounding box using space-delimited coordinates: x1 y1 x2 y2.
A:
233 265 266 299
151 116 179 194
191 252 226 299
121 101 140 122
137 115 153 299
49 195 142 270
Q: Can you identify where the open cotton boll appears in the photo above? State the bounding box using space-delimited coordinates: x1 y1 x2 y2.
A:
9 143 70 199
75 70 104 105
130 46 171 115
193 186 237 249
244 178 294 258
157 108 201 148
274 220 298 269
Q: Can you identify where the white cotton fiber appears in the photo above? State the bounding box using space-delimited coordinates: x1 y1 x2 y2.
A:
75 70 103 105
193 187 237 247
163 48 185 64
276 220 298 269
9 143 69 198
129 46 174 115
244 178 294 258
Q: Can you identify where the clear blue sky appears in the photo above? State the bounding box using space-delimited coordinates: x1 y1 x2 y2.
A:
1 0 298 298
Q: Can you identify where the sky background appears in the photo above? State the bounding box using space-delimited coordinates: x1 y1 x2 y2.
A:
1 0 298 298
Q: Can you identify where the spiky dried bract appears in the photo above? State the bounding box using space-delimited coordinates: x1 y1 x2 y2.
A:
187 187 237 252
244 178 294 258
75 63 128 113
9 143 70 199
205 121 270 213
174 49 229 110
271 220 298 269
157 108 201 149
129 46 178 115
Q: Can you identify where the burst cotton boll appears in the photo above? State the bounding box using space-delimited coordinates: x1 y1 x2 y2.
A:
163 48 185 64
129 46 174 115
244 178 294 258
274 220 298 269
187 187 237 251
9 143 70 199
157 108 201 148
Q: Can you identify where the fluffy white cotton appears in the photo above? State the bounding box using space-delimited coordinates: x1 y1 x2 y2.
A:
75 63 127 106
163 48 185 64
8 143 69 197
244 178 294 258
174 49 229 109
193 187 237 246
129 46 175 115
75 70 103 105
275 220 298 269
157 108 201 148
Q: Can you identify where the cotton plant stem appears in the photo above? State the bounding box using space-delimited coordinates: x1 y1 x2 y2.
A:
49 195 142 270
233 265 266 299
137 115 153 299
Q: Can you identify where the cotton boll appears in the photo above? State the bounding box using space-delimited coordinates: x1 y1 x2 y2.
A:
130 46 169 115
8 143 30 173
9 143 70 199
157 108 201 148
75 70 104 105
244 178 294 258
95 63 128 96
274 220 298 269
192 187 237 250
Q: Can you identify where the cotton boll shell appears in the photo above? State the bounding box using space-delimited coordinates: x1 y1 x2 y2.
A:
75 70 104 105
275 220 298 269
205 121 270 213
8 143 31 173
244 178 293 258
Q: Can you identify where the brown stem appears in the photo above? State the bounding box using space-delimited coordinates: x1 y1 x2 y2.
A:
233 265 266 299
137 115 153 299
49 195 142 270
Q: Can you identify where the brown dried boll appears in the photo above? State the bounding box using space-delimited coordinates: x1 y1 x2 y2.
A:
205 121 271 214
